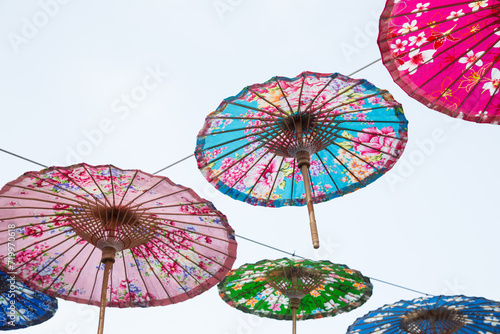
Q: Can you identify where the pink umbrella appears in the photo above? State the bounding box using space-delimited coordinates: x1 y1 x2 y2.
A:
379 0 500 124
0 163 237 334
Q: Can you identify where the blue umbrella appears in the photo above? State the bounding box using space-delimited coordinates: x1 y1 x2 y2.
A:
347 295 500 333
0 271 58 330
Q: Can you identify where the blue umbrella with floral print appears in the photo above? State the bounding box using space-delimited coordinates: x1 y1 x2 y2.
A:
346 295 500 333
0 163 237 334
196 71 408 248
0 270 58 330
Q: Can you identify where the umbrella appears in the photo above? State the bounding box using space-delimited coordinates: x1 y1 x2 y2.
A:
0 270 58 330
218 257 372 334
346 294 500 333
195 71 408 248
0 163 237 334
378 0 500 124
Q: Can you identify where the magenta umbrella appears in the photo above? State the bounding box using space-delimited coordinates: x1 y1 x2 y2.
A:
0 163 237 334
379 0 500 124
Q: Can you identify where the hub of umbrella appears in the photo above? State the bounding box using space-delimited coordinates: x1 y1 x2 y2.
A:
401 307 466 334
69 206 158 252
263 113 338 158
264 264 325 300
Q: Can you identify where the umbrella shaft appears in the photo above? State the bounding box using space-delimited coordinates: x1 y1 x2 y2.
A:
97 259 113 334
299 165 319 249
292 307 297 334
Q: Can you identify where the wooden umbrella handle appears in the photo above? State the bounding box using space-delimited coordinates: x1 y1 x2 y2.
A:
97 247 116 334
299 164 319 249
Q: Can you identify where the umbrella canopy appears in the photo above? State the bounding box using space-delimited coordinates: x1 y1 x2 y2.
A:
0 270 58 331
218 257 372 334
196 71 408 248
0 163 237 334
346 294 500 333
378 0 500 124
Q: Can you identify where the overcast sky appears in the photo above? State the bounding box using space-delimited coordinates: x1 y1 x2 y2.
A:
1 1 500 334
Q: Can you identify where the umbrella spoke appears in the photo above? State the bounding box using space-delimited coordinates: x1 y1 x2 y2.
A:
63 245 97 300
265 156 285 206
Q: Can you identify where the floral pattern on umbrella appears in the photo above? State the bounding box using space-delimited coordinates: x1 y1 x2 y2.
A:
0 271 58 331
218 258 372 321
346 294 500 333
379 0 500 124
196 71 407 248
0 164 237 324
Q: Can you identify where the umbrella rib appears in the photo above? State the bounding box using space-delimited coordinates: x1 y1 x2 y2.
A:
108 165 116 207
242 153 276 203
304 75 337 113
204 144 268 182
206 115 275 121
3 184 93 207
308 80 365 113
199 138 266 171
133 246 182 303
332 132 402 159
456 49 500 118
9 298 32 323
290 158 296 203
125 187 191 210
142 217 231 231
315 103 402 120
153 223 235 260
145 242 214 299
200 132 262 152
333 125 406 140
222 148 271 193
381 1 499 24
389 13 499 72
121 178 164 208
324 147 363 184
229 101 283 118
128 250 154 306
313 91 396 120
297 72 306 113
265 156 285 207
117 170 139 208
222 279 270 301
327 140 383 171
87 259 102 305
63 245 97 301
79 164 113 208
202 124 273 137
315 153 341 193
275 77 295 113
150 238 219 283
42 241 90 292
411 20 500 105
154 231 234 270
144 241 214 295
247 88 290 117
135 200 215 211
49 166 107 208
118 250 133 307
22 237 82 281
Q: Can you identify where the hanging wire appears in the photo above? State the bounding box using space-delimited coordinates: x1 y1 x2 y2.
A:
0 148 48 168
146 58 383 174
153 154 194 175
2 145 434 296
235 233 433 297
348 58 382 77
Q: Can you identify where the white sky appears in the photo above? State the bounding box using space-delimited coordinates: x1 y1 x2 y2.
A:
1 1 499 333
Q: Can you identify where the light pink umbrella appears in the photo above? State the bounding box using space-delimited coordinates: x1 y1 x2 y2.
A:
0 163 237 334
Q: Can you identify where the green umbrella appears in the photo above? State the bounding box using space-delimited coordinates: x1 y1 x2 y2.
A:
218 257 372 334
